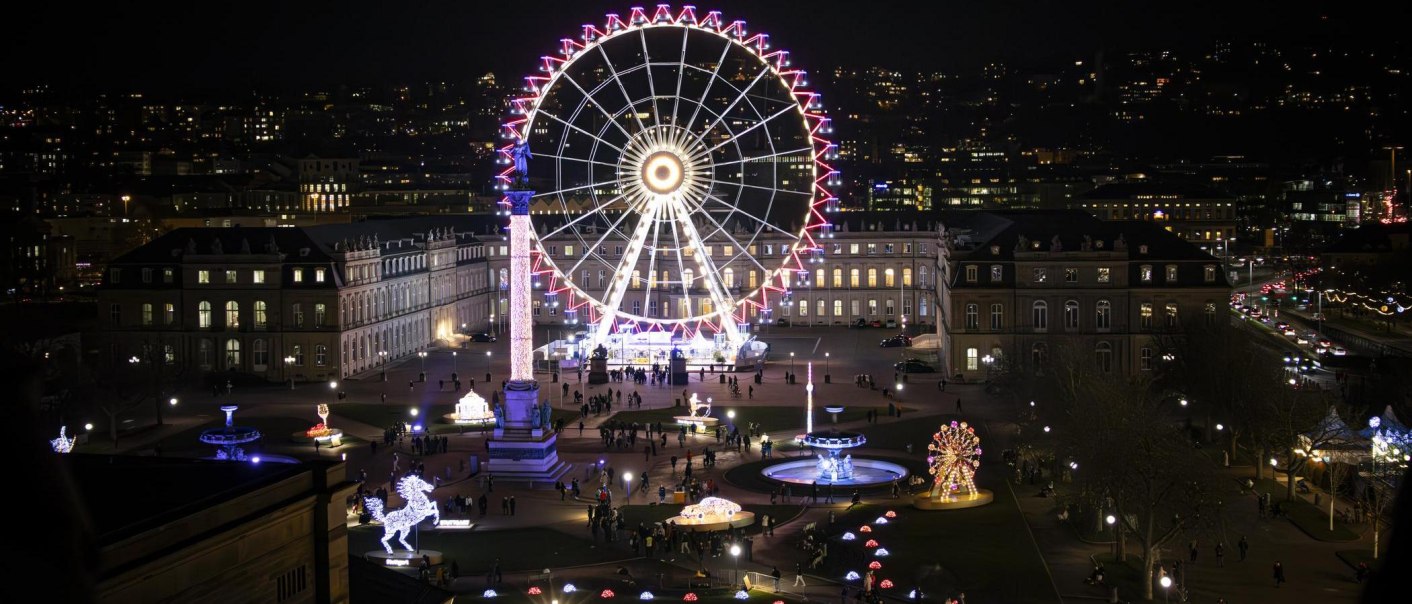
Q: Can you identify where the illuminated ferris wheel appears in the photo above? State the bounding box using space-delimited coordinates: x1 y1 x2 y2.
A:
497 4 837 348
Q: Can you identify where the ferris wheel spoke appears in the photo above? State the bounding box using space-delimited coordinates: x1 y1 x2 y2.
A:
702 192 802 241
641 208 666 319
595 43 650 134
669 26 689 127
693 63 773 138
702 104 800 155
690 202 772 277
639 29 662 128
536 110 627 154
683 36 735 132
565 203 642 279
559 71 636 142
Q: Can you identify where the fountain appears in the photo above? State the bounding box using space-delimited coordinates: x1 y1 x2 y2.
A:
673 392 720 431
760 364 908 487
443 390 495 425
201 406 263 461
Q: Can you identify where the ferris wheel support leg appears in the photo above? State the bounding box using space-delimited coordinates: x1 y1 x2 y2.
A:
663 203 744 351
592 200 659 349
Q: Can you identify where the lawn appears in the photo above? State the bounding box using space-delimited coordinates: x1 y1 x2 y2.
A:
1251 478 1358 541
349 526 634 573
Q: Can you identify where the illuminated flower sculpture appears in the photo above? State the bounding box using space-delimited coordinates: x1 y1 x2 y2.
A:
364 475 441 553
928 421 982 499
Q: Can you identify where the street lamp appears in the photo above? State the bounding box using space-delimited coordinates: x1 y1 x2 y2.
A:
285 355 296 389
329 380 338 390
486 350 492 380
84 423 93 431
452 351 458 377
790 352 795 377
727 410 736 432
169 397 178 407
1105 514 1118 560
623 471 632 501
729 544 742 586
982 354 994 383
418 351 427 376
410 408 419 417
824 352 831 382
1159 575 1172 603
378 350 387 381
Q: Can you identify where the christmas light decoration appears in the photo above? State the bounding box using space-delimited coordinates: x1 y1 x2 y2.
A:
845 571 861 581
864 539 879 548
880 580 894 589
484 590 499 598
860 525 872 532
869 561 882 570
908 590 918 599
50 426 75 453
509 202 534 381
884 510 897 518
928 421 982 499
734 591 749 600
364 475 441 554
683 593 698 602
640 592 655 600
874 516 889 524
875 548 890 557
678 497 743 522
601 589 617 599
564 584 578 593
841 532 856 541
528 587 542 595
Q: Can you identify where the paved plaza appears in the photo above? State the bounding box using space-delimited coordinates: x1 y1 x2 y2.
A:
78 325 1375 603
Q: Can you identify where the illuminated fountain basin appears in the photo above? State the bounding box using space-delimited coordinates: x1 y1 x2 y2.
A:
201 405 297 463
665 497 755 532
762 432 909 487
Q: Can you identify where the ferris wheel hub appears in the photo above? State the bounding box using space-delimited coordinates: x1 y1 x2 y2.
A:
640 151 685 195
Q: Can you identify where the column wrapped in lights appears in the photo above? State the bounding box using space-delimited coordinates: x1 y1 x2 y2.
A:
508 190 535 382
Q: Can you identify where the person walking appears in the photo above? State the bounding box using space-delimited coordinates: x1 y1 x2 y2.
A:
794 561 807 586
509 496 517 516
1189 540 1198 563
1238 536 1249 561
1215 542 1225 567
771 566 781 591
955 398 962 414
1273 561 1285 587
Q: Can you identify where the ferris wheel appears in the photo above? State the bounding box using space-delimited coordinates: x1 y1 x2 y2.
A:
497 4 837 348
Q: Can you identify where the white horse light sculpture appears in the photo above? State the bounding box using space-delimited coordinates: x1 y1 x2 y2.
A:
365 475 440 554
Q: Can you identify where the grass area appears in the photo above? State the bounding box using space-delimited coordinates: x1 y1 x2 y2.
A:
1336 549 1379 571
617 504 806 535
1092 553 1147 601
1249 478 1358 541
608 405 912 439
349 526 633 573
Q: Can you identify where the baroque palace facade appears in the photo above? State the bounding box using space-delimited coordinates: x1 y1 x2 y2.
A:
97 210 1228 381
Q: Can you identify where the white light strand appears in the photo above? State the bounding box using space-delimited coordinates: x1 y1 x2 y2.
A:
364 475 440 554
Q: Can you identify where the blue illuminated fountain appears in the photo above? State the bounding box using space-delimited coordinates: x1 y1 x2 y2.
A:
761 367 908 487
200 405 262 461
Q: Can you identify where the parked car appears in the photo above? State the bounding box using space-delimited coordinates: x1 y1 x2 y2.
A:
1331 346 1348 356
893 359 936 373
884 319 899 328
469 333 497 343
1274 321 1290 331
869 319 883 328
851 318 868 328
1282 327 1297 337
880 335 910 348
775 317 791 327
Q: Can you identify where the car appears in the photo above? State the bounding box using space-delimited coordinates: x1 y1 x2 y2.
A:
1274 321 1290 331
1282 327 1297 337
1295 334 1310 345
1312 312 1326 321
851 318 868 328
893 359 936 373
775 317 791 327
880 335 910 348
1318 338 1332 348
884 319 899 328
1331 346 1347 356
1314 343 1329 354
469 333 497 343
869 319 883 328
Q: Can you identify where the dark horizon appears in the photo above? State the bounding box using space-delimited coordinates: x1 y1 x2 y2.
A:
4 1 1408 96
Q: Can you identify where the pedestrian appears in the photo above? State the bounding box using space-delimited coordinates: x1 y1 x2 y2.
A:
501 496 509 515
956 398 962 414
771 566 781 591
795 561 807 586
509 496 517 516
1189 539 1198 563
1238 535 1249 561
1215 542 1225 567
1273 561 1285 587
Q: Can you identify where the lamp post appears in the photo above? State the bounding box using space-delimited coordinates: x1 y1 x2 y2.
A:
982 354 994 383
623 471 632 502
729 544 741 587
1105 514 1117 560
378 350 387 381
727 410 736 432
790 352 795 378
1159 575 1171 603
452 351 458 378
486 351 492 381
285 355 296 389
418 351 427 377
824 352 831 383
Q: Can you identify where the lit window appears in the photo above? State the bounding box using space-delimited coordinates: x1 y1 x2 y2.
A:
1139 265 1153 283
966 347 979 371
198 301 212 328
141 303 153 326
163 268 174 283
198 270 210 284
990 265 1003 282
1165 265 1178 283
225 270 238 284
1033 268 1047 283
1140 302 1154 328
253 270 266 284
225 301 240 329
1097 267 1111 283
315 268 326 283
292 268 303 283
254 301 268 328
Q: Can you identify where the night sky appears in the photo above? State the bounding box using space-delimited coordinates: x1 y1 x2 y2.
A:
4 1 1406 95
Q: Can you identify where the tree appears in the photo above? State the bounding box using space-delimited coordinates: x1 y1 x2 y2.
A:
1047 346 1224 601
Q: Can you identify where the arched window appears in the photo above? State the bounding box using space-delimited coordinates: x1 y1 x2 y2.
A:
965 304 979 330
254 300 268 329
1032 342 1048 368
832 268 843 288
252 339 268 369
1096 300 1112 331
1165 303 1179 328
1140 302 1154 329
1095 341 1113 373
1032 300 1048 331
990 303 1004 330
315 303 326 326
224 301 239 329
224 339 241 368
919 266 928 287
198 301 212 328
850 268 861 288
1064 300 1080 330
867 268 878 287
903 267 913 287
